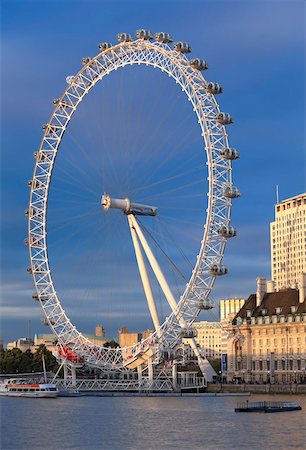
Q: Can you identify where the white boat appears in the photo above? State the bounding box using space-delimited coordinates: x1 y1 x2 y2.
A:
0 378 58 398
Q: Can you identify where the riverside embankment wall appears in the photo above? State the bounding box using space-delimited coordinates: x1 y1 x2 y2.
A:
206 383 306 395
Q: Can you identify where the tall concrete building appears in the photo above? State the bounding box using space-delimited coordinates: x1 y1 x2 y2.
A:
220 298 245 321
270 192 306 290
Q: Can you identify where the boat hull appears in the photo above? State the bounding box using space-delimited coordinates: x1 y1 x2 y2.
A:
0 391 57 398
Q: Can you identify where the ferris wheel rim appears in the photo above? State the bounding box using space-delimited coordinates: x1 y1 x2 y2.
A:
28 36 235 367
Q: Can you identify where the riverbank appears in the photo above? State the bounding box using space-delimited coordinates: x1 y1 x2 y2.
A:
206 383 306 394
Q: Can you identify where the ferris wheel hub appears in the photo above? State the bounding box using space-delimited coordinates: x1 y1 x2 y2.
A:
101 193 157 216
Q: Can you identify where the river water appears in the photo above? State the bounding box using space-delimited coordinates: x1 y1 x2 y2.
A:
1 394 305 449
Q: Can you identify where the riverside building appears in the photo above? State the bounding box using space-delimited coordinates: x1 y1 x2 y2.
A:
227 275 306 384
270 192 306 291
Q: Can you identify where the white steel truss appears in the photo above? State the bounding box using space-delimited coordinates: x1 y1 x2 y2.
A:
28 34 238 371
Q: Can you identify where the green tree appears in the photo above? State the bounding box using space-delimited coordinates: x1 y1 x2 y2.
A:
32 345 58 373
19 349 34 373
1 348 24 373
104 340 119 348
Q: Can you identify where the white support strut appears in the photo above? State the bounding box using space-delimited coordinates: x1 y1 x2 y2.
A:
127 214 162 338
129 214 184 324
129 213 208 377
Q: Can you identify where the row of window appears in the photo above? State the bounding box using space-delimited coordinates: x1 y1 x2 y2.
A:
253 337 304 346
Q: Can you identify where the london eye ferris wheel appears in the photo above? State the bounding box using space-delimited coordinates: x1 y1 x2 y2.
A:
26 29 240 379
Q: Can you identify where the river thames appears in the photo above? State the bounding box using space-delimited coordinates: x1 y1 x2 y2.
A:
1 394 305 449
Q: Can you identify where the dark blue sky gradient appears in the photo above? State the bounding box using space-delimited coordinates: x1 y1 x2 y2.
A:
1 0 305 344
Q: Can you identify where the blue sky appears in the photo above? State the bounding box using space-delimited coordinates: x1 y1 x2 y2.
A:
1 0 305 344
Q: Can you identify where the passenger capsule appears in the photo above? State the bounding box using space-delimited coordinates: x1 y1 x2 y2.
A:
220 147 240 160
205 82 223 94
66 76 74 85
216 112 233 125
82 57 91 65
217 225 237 238
136 29 153 40
28 179 43 189
197 298 215 310
33 293 48 302
34 151 48 162
42 124 58 134
98 42 112 51
155 32 173 43
25 207 38 217
180 328 197 339
29 265 44 274
189 58 208 71
173 42 192 53
42 317 55 325
26 235 43 248
222 185 241 198
117 33 133 42
54 99 70 109
209 264 228 276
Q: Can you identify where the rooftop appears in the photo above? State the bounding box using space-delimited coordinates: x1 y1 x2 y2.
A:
233 288 306 324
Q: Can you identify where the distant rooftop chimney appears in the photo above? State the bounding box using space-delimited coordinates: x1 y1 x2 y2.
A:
267 280 276 293
298 273 306 304
256 277 266 307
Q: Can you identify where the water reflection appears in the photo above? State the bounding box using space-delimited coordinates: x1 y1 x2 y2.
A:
1 394 305 449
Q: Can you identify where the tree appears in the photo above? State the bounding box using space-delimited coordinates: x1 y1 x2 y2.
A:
104 340 119 348
19 350 34 373
32 345 58 373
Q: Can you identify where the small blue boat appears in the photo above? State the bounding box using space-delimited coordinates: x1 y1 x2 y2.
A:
235 401 302 413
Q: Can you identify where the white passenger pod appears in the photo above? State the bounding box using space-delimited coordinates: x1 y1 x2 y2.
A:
117 33 133 42
42 317 55 326
189 58 208 71
216 112 233 124
155 32 173 43
136 29 153 40
205 82 223 94
42 124 59 134
82 57 92 65
98 42 112 51
180 328 197 339
33 151 50 162
222 185 241 198
209 264 228 276
27 265 45 274
173 42 192 53
197 298 215 310
220 147 240 160
25 208 38 218
28 179 43 189
217 225 237 238
32 293 49 302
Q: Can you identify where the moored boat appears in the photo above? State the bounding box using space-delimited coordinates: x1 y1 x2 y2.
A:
235 401 302 413
0 378 58 398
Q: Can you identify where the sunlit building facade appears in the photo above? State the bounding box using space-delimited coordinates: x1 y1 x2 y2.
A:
227 277 306 384
220 298 245 321
270 192 306 290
